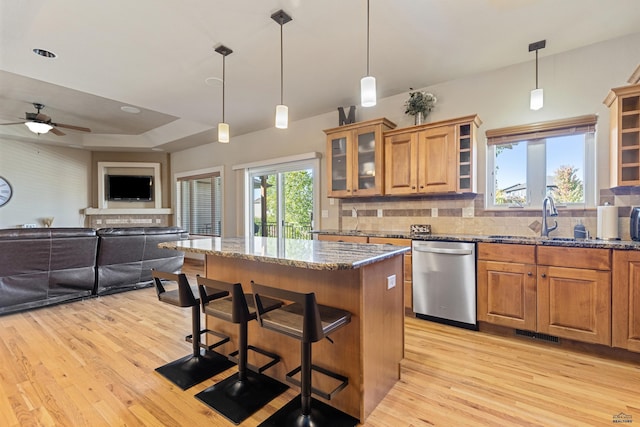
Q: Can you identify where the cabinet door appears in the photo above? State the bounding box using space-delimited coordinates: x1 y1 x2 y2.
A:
384 132 417 195
327 130 353 197
612 250 640 351
417 125 456 193
352 125 384 197
317 234 368 243
477 260 537 330
537 266 611 345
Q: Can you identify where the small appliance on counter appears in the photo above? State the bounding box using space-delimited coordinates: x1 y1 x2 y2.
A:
631 207 640 241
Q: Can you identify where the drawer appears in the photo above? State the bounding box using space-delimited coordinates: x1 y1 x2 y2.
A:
369 237 412 247
537 246 611 270
478 243 535 264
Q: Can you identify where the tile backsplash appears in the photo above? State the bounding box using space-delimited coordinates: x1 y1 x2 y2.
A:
337 189 640 240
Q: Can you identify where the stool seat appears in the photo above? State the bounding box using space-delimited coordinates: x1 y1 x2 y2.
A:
151 270 234 390
258 302 351 341
195 276 288 425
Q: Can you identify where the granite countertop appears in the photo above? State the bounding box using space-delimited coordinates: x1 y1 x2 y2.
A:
159 236 410 270
312 229 640 250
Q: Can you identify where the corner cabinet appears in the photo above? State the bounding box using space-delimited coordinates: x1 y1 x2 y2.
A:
605 84 640 186
612 250 640 352
324 118 396 198
384 115 481 195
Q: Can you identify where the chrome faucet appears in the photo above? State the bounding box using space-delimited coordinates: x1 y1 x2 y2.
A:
541 195 558 237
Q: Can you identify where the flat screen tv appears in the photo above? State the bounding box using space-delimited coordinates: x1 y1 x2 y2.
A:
106 175 153 201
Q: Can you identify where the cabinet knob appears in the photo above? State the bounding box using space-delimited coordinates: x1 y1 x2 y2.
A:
353 189 357 192
420 185 424 189
527 272 533 276
541 273 547 278
411 186 416 189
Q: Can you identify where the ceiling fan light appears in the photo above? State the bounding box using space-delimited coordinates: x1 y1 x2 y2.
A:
218 122 230 143
25 121 53 134
530 88 544 111
275 104 288 129
361 75 377 107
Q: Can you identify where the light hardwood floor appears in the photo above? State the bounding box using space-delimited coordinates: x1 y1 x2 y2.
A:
1 259 639 426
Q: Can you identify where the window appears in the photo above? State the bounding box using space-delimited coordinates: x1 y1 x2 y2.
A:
486 115 597 209
175 168 223 236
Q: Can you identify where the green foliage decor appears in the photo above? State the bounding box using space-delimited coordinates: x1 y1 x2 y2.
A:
404 88 437 117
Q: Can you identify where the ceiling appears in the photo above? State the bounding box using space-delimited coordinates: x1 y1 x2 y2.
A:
1 0 639 152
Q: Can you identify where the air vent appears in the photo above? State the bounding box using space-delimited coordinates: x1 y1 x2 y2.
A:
515 329 559 343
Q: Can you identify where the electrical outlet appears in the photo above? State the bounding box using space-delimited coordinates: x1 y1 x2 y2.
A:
321 210 329 218
387 274 396 290
329 198 335 205
377 209 383 217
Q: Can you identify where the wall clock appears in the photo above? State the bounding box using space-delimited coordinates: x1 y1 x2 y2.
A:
0 176 13 207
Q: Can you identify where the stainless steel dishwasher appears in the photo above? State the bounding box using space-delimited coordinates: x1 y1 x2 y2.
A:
412 240 477 329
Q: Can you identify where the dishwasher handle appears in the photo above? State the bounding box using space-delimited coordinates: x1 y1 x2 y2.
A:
413 246 473 256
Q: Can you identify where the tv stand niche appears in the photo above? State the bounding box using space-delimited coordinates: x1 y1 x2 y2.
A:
84 162 172 228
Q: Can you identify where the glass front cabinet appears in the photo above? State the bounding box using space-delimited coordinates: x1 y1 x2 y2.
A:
324 118 396 197
605 83 640 187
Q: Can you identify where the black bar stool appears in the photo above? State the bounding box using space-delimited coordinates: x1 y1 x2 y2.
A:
195 276 289 425
151 270 235 390
251 281 358 427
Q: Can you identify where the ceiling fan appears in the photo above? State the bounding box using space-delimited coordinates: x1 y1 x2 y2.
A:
0 103 91 136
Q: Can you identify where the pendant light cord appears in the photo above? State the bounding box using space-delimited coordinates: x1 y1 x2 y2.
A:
222 55 226 122
535 48 539 90
366 0 370 76
280 19 284 105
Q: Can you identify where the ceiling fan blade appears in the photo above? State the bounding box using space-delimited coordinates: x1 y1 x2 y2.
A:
50 127 66 136
35 113 51 122
53 123 91 132
0 122 27 126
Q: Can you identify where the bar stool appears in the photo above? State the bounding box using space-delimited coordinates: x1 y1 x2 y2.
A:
195 276 289 425
251 281 358 427
151 270 235 390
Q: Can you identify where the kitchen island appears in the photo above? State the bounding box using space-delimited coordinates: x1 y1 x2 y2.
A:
160 236 409 422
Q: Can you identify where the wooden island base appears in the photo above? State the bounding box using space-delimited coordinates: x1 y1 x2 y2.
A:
203 253 404 422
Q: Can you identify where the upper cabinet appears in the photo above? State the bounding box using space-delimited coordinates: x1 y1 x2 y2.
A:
384 115 481 195
324 118 396 198
605 84 640 187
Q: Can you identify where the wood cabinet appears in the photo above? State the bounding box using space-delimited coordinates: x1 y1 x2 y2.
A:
605 84 640 186
324 118 396 198
478 244 612 346
369 237 413 313
384 115 480 195
612 250 640 352
477 243 537 330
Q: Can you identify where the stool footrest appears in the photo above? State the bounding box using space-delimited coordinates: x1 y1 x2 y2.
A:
228 345 281 373
286 364 348 400
185 329 230 351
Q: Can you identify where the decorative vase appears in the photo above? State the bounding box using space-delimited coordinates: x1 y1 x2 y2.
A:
414 111 425 125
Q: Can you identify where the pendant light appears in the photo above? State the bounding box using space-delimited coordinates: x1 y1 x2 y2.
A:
361 0 376 107
272 10 292 129
215 45 233 143
529 40 546 111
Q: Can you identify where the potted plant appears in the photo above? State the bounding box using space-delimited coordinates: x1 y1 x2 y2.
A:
404 89 437 125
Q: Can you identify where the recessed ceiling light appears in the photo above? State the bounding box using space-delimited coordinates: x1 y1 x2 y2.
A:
120 106 141 114
33 48 56 58
205 77 223 87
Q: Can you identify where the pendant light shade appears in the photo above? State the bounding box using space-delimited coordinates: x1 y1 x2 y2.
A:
528 40 546 111
215 45 233 143
272 10 292 129
275 104 288 129
25 121 53 135
361 0 376 107
530 88 543 111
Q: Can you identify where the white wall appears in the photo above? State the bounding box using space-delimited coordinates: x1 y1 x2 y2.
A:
171 32 640 236
0 139 92 228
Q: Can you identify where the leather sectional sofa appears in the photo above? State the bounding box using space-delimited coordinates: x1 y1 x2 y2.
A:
0 226 187 315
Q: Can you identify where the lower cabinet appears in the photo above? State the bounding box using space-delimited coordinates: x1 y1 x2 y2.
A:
612 250 640 351
477 243 537 330
478 243 612 346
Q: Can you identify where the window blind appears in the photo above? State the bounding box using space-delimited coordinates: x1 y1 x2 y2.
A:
486 114 597 146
